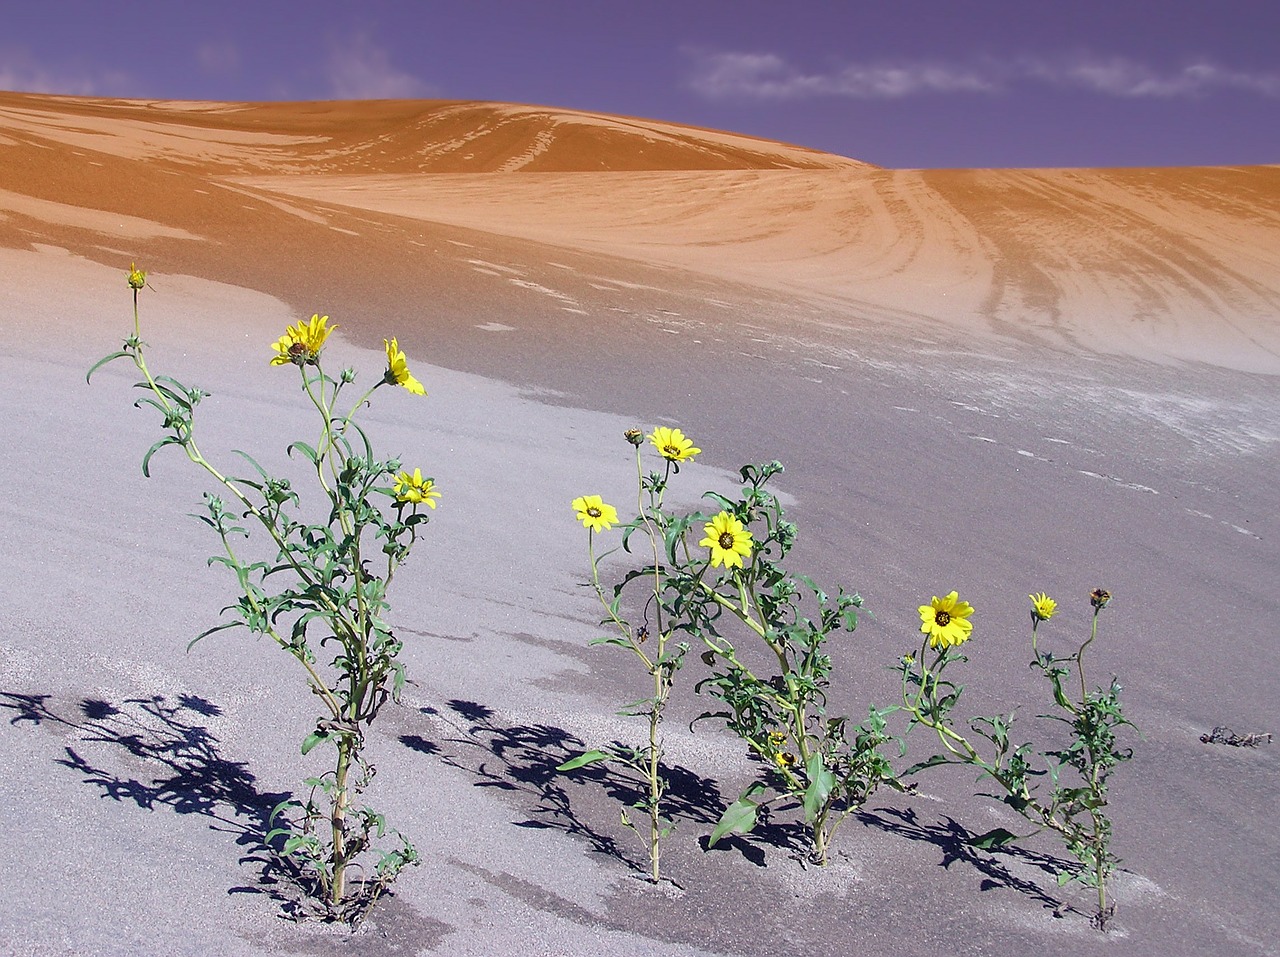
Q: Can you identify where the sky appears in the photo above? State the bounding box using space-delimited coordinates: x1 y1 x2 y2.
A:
1 0 1276 169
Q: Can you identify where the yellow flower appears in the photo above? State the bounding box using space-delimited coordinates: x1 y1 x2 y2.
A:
127 262 147 291
767 730 788 749
271 314 336 366
1029 592 1057 622
383 338 426 395
393 468 439 507
774 751 797 770
572 495 618 533
918 591 974 649
649 426 700 462
700 511 753 569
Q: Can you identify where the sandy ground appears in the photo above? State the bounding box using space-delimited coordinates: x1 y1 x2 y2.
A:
1 93 1278 957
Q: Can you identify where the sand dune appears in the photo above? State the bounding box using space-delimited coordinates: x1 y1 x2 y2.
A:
2 92 1279 957
2 91 1277 372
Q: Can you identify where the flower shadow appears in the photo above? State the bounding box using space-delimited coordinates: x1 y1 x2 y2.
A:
0 689 298 907
858 806 1074 915
402 698 643 870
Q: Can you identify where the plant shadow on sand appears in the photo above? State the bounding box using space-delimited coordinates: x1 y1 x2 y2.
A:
858 805 1078 917
400 698 810 873
0 690 304 909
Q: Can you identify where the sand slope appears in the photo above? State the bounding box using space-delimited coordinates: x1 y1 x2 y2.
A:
1 93 1278 957
3 91 1278 373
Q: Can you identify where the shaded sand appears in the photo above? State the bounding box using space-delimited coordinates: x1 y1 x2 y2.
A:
1 94 1278 957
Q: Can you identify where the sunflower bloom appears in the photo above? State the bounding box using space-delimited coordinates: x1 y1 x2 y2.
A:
919 591 974 649
393 468 440 507
649 426 700 462
700 511 753 569
271 314 335 366
571 495 618 533
1029 592 1057 622
383 338 426 395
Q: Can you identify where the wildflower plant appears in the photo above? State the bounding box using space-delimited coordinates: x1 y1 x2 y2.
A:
558 427 700 884
690 462 902 866
562 431 901 873
89 265 437 921
899 589 1135 929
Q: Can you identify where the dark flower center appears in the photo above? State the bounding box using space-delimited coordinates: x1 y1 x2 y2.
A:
935 610 951 626
587 507 601 518
664 444 680 456
718 532 735 549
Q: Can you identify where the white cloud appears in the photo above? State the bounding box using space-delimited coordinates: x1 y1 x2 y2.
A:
327 33 433 100
196 40 240 77
1022 55 1280 98
687 49 1280 101
689 51 995 99
0 49 133 97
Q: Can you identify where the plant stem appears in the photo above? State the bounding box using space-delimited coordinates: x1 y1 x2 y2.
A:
331 737 352 908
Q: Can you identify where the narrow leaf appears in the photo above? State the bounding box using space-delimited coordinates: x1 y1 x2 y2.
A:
556 750 612 772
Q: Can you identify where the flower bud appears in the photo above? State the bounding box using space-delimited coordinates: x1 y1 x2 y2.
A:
1090 588 1112 610
624 428 644 447
127 262 146 290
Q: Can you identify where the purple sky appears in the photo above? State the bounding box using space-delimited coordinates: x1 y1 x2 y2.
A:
2 0 1276 169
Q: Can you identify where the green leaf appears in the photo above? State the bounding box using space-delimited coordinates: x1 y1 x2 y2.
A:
186 620 242 651
230 449 270 479
708 786 765 847
589 636 634 649
968 827 1020 850
803 752 836 824
556 750 611 772
141 436 180 477
86 350 131 383
902 753 954 776
301 730 329 755
287 440 319 464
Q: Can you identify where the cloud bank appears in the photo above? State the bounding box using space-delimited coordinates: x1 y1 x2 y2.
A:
0 49 133 98
327 33 435 100
689 50 1280 100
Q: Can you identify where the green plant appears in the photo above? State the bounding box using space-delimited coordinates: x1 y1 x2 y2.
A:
690 462 902 866
562 432 901 873
89 264 437 922
558 427 700 884
900 588 1135 929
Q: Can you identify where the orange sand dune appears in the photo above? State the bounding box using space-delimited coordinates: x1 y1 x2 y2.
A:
1 91 1277 373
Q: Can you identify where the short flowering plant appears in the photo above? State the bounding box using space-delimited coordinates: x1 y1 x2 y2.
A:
89 266 438 922
899 588 1135 929
690 462 902 866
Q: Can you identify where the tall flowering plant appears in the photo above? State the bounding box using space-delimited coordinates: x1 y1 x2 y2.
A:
899 589 1135 929
89 265 438 921
563 431 901 875
558 427 701 884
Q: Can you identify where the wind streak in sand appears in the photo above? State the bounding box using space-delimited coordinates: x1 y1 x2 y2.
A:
241 164 1280 374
